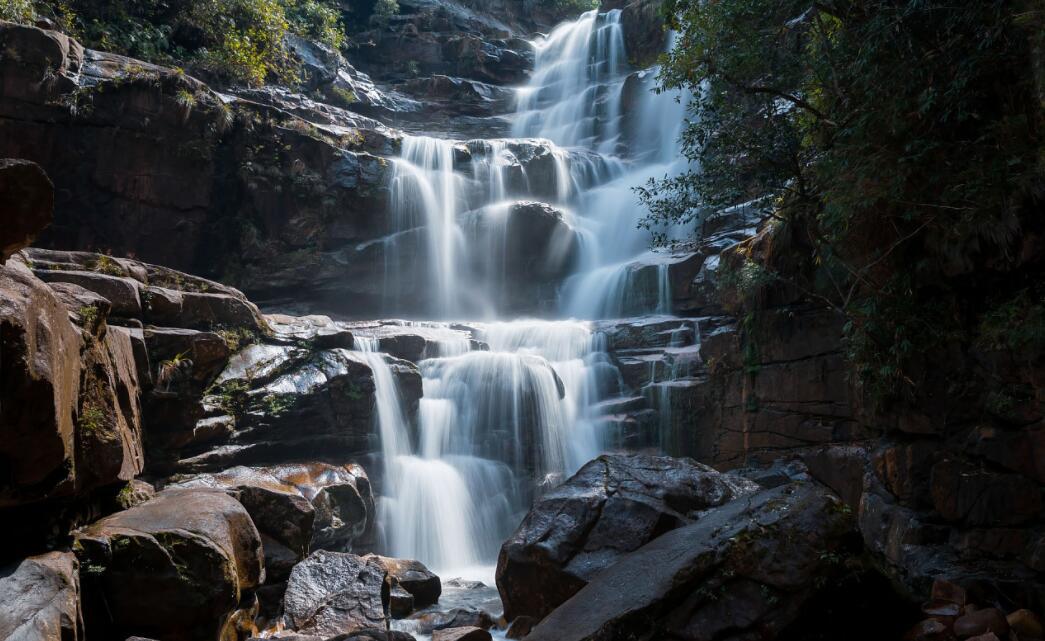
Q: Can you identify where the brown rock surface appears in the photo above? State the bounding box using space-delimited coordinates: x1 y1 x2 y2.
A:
0 551 83 641
0 159 53 263
74 488 264 641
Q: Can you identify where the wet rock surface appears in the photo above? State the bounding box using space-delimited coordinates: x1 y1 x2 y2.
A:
523 481 853 641
0 551 83 641
74 488 264 641
171 463 376 580
496 453 759 621
283 551 389 637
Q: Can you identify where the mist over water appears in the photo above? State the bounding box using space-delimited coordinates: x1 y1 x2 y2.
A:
365 9 692 578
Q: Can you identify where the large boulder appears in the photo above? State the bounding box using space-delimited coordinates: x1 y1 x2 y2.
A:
283 551 389 637
496 454 759 621
172 462 376 580
0 159 53 263
74 488 264 641
0 551 83 641
175 348 421 472
523 481 853 641
0 260 82 509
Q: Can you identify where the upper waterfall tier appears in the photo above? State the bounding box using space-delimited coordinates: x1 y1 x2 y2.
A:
364 9 693 320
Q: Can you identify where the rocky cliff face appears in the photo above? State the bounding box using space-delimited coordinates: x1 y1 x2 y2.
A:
651 209 1045 613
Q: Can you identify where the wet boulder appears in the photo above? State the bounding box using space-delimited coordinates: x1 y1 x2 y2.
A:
0 551 83 641
0 159 53 263
74 488 264 641
365 555 442 609
172 463 375 580
0 260 82 509
496 454 759 621
283 551 389 637
524 481 854 641
432 628 492 641
177 348 420 472
409 608 496 635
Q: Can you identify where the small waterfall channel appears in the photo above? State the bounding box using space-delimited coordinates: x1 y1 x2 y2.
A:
350 7 696 594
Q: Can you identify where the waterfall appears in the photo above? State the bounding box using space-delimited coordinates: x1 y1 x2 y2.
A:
512 9 626 149
363 9 695 580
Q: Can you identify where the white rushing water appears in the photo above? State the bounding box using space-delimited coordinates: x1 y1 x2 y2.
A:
365 9 693 580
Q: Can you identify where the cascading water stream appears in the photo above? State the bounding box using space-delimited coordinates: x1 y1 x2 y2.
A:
365 8 694 587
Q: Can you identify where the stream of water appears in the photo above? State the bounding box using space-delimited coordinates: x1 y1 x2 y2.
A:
360 8 692 594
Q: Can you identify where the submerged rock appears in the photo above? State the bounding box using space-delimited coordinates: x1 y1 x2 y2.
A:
0 551 83 641
74 488 264 641
283 551 389 637
524 481 853 641
496 453 759 621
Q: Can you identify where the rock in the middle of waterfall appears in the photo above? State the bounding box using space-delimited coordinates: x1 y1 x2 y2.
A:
496 453 760 621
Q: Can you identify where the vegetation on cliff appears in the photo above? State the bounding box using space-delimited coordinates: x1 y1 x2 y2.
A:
2 0 350 84
641 0 1045 404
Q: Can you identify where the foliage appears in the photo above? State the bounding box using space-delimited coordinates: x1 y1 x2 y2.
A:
978 288 1045 356
216 326 257 352
78 401 106 434
211 379 250 417
157 350 190 390
0 0 35 22
642 0 1045 403
90 254 125 276
77 305 101 333
538 0 600 16
57 0 348 86
371 0 398 22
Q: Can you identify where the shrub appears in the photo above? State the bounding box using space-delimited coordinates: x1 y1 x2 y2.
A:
0 0 35 23
62 0 348 86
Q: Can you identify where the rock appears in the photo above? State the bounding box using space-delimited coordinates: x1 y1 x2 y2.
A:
431 628 491 641
177 349 419 472
409 608 496 635
953 609 1010 638
1007 609 1043 638
389 584 415 619
335 631 416 641
267 314 355 350
172 463 375 578
0 261 82 509
283 551 388 637
0 552 83 641
35 270 143 318
496 453 759 621
143 286 266 333
523 482 853 641
144 327 231 391
965 634 1000 641
905 618 952 641
505 616 535 639
74 488 264 641
931 578 968 606
365 555 442 609
0 159 53 263
930 459 1042 526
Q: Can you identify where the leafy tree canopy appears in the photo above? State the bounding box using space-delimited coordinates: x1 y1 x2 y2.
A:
641 0 1044 402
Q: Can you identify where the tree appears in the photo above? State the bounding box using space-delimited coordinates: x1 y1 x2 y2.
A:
640 0 1044 401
